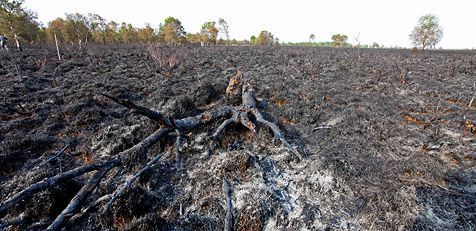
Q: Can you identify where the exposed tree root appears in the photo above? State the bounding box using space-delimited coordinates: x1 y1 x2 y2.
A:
212 115 238 140
0 77 302 230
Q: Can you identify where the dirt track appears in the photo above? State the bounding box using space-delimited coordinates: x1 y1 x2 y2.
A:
0 45 475 230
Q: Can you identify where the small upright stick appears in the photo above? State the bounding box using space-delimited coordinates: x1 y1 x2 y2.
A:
223 176 233 231
468 82 476 109
54 33 61 61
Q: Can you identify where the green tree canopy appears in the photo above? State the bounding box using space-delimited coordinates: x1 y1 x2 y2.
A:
137 24 157 44
257 30 275 45
250 35 257 45
118 22 137 44
409 14 443 50
331 34 348 47
105 20 120 44
200 21 218 45
159 16 186 44
87 13 107 44
45 18 65 42
63 13 91 47
0 0 41 49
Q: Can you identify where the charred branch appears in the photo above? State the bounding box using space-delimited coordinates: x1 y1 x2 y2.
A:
0 72 302 230
0 128 168 216
0 160 117 214
47 166 113 231
173 106 235 132
102 152 165 214
68 195 112 223
100 94 175 128
212 115 238 140
35 141 72 169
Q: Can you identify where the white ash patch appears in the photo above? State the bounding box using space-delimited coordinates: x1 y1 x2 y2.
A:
180 145 358 229
90 124 141 158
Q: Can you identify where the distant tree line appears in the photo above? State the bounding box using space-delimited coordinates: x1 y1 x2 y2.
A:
0 0 282 49
0 0 443 50
0 1 268 49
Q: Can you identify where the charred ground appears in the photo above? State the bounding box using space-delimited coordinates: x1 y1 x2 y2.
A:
0 45 475 230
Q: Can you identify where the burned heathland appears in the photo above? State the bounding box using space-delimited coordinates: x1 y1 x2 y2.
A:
0 46 475 230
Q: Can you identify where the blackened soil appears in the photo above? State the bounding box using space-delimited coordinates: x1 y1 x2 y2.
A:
0 45 475 230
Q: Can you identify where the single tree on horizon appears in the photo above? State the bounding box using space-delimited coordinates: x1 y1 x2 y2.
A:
309 33 315 43
331 34 348 47
200 21 219 45
218 18 229 44
409 14 443 50
158 17 186 44
257 30 275 45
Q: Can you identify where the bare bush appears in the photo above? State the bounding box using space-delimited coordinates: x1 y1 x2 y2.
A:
148 45 182 78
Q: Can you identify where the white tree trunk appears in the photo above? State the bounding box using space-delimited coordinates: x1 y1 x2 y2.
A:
54 33 61 60
9 25 22 51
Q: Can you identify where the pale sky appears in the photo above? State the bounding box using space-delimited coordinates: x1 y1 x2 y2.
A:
24 0 476 49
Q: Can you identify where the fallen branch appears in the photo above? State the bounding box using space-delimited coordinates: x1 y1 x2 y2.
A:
47 166 113 231
102 93 236 133
35 141 72 169
100 94 175 128
102 152 165 214
68 195 112 223
0 217 25 230
312 126 332 130
117 128 169 160
173 106 234 132
0 128 168 216
0 160 116 214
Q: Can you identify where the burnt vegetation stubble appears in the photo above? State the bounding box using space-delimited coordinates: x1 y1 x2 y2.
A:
0 45 475 230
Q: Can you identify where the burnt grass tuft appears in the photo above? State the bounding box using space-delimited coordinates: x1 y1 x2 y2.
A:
0 45 475 230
